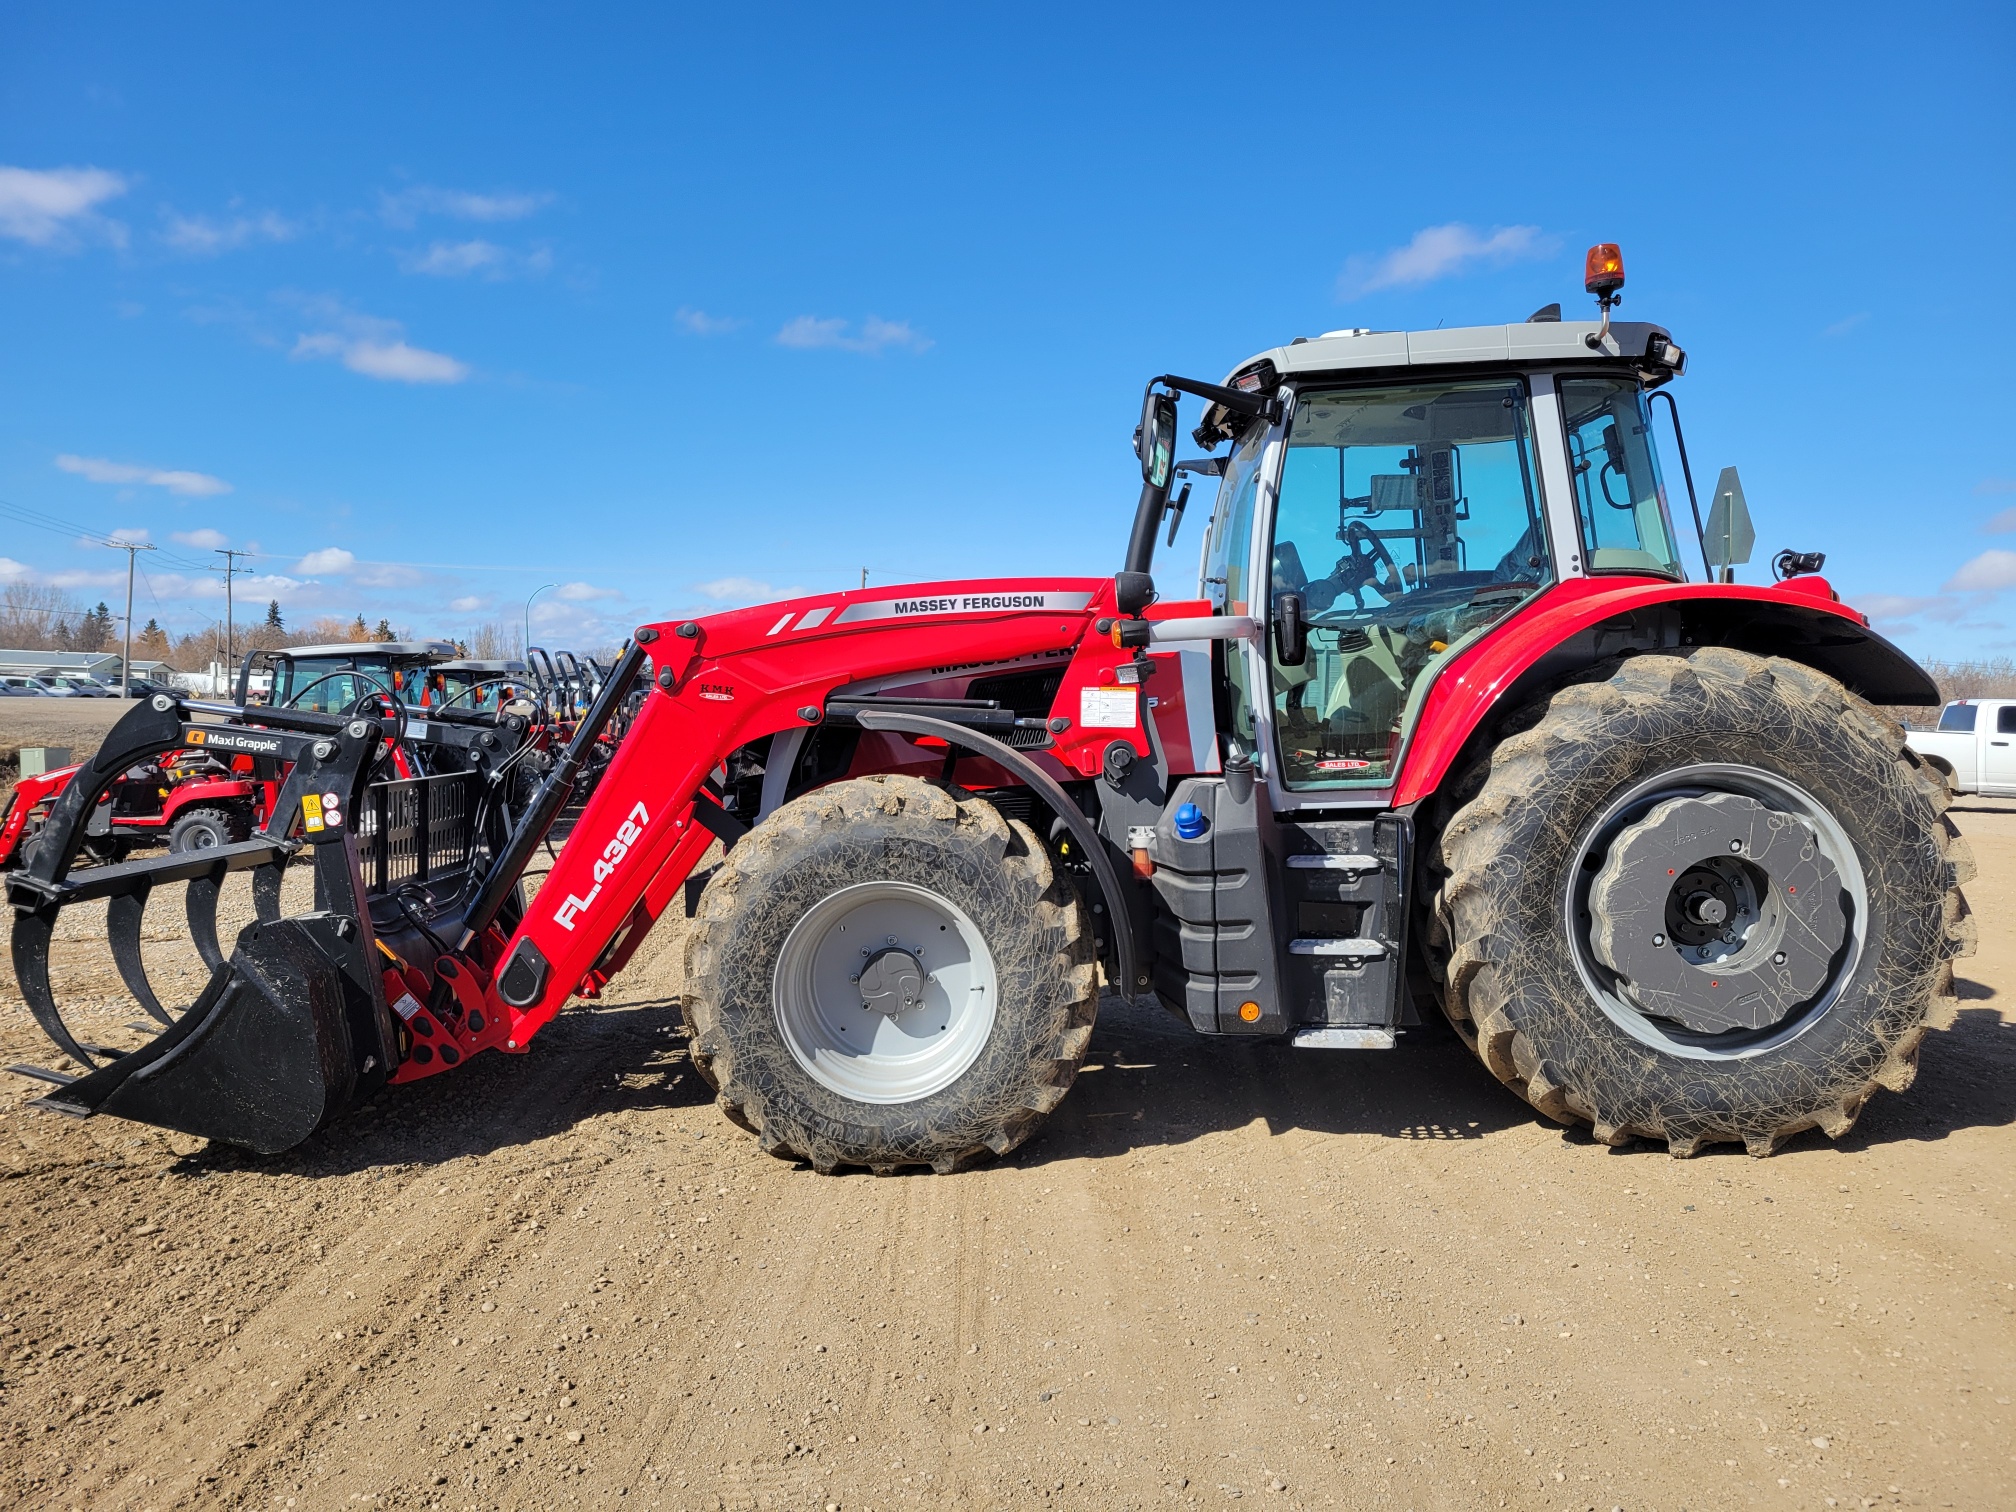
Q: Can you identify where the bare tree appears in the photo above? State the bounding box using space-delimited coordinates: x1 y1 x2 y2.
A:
0 584 84 649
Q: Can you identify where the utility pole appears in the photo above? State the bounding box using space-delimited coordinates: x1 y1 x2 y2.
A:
114 540 158 696
215 548 250 678
860 567 869 590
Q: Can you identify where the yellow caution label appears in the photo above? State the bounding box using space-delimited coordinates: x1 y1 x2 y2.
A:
302 793 325 833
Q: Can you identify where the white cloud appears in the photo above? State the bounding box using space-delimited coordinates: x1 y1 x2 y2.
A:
693 576 806 604
1986 506 2016 534
1338 223 1551 296
56 453 232 497
47 569 125 590
776 315 931 354
400 239 552 279
676 307 741 336
0 165 128 246
555 581 619 602
0 557 34 583
172 528 230 550
160 208 296 255
380 185 553 228
108 527 150 545
290 305 470 385
1946 549 2016 594
356 563 425 588
1978 477 2016 497
1858 592 1941 623
449 595 486 613
295 547 357 575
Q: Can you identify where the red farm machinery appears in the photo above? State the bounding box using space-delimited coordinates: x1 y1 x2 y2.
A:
5 247 1972 1167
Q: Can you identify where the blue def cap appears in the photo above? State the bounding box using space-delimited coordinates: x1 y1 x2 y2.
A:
1173 802 1208 840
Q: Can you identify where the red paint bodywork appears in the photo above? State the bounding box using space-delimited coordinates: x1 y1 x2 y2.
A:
1391 574 1866 806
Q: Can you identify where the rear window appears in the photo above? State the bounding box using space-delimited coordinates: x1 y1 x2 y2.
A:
1938 703 1977 732
2000 706 2016 734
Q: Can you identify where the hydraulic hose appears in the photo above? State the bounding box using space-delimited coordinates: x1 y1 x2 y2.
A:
456 641 645 948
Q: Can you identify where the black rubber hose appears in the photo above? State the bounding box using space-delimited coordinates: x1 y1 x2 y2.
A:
456 641 645 948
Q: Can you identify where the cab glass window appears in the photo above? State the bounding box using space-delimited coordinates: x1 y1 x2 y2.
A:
1999 706 2016 735
1559 376 1683 576
1938 703 1978 732
1268 379 1549 788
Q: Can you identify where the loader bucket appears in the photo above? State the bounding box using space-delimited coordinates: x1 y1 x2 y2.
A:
6 693 398 1153
29 915 379 1154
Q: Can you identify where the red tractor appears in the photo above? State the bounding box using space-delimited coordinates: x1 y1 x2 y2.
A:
7 246 1970 1168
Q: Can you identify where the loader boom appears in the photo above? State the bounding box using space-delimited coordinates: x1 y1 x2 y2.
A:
483 579 1114 1044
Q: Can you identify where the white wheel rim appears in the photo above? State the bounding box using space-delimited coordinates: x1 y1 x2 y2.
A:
772 880 999 1104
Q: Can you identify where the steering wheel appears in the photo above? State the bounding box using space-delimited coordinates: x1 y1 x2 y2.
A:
1333 520 1407 607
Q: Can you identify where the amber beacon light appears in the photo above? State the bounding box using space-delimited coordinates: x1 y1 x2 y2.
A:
1583 243 1626 349
1584 242 1625 296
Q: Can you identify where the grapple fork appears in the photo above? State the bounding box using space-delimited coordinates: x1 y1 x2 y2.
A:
5 694 398 1152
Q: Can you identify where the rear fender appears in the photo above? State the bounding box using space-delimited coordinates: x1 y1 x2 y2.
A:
1394 577 1935 808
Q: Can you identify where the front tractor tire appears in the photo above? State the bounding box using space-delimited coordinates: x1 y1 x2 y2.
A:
682 774 1098 1173
1429 648 1975 1156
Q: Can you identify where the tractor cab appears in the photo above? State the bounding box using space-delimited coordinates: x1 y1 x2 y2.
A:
1156 305 1697 800
252 640 461 714
427 658 532 714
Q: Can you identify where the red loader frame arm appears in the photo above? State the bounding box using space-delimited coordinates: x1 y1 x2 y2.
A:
483 578 1116 1048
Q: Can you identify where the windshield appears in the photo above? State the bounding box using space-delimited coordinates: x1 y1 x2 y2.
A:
1559 375 1683 576
1268 378 1550 788
274 656 405 712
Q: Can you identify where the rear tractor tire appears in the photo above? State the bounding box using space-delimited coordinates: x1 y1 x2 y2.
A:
682 774 1099 1173
168 805 251 854
1429 647 1975 1156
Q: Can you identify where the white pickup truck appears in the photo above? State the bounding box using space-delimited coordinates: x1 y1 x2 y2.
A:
1906 698 2016 795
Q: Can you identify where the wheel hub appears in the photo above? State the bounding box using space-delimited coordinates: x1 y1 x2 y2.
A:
1587 791 1847 1034
854 944 926 1016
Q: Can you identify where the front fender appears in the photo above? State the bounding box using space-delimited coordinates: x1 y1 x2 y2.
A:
1393 576 1934 808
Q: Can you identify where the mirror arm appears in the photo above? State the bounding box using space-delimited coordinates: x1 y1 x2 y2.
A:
1151 373 1280 422
1123 476 1170 575
1648 390 1708 581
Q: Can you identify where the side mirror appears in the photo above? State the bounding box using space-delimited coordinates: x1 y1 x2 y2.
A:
1703 466 1756 582
1137 389 1177 490
1272 591 1307 667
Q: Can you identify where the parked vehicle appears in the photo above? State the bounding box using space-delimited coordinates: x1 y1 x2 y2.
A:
1 677 54 696
1906 699 2016 796
36 675 115 697
6 244 1971 1173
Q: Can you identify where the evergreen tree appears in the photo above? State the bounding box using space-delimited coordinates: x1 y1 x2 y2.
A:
350 613 370 641
373 618 395 642
265 599 284 630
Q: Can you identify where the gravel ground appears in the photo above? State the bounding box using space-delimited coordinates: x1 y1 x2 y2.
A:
0 804 2010 1511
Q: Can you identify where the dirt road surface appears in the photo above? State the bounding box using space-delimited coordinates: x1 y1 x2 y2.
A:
2 803 2011 1512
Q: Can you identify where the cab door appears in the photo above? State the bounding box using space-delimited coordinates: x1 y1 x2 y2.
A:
1986 703 2016 795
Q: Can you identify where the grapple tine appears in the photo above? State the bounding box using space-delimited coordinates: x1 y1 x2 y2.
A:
252 858 285 923
186 867 225 971
7 908 104 1070
108 889 175 1026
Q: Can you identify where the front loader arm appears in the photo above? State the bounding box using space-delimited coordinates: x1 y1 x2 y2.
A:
484 578 1110 1047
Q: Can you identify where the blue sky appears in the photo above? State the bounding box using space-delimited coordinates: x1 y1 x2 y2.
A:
2 4 2011 658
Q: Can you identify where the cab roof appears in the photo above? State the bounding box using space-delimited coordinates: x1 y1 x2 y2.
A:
1200 318 1680 441
278 640 459 662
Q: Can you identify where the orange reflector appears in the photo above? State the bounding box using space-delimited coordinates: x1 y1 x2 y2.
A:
1237 1000 1262 1023
1584 243 1625 295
